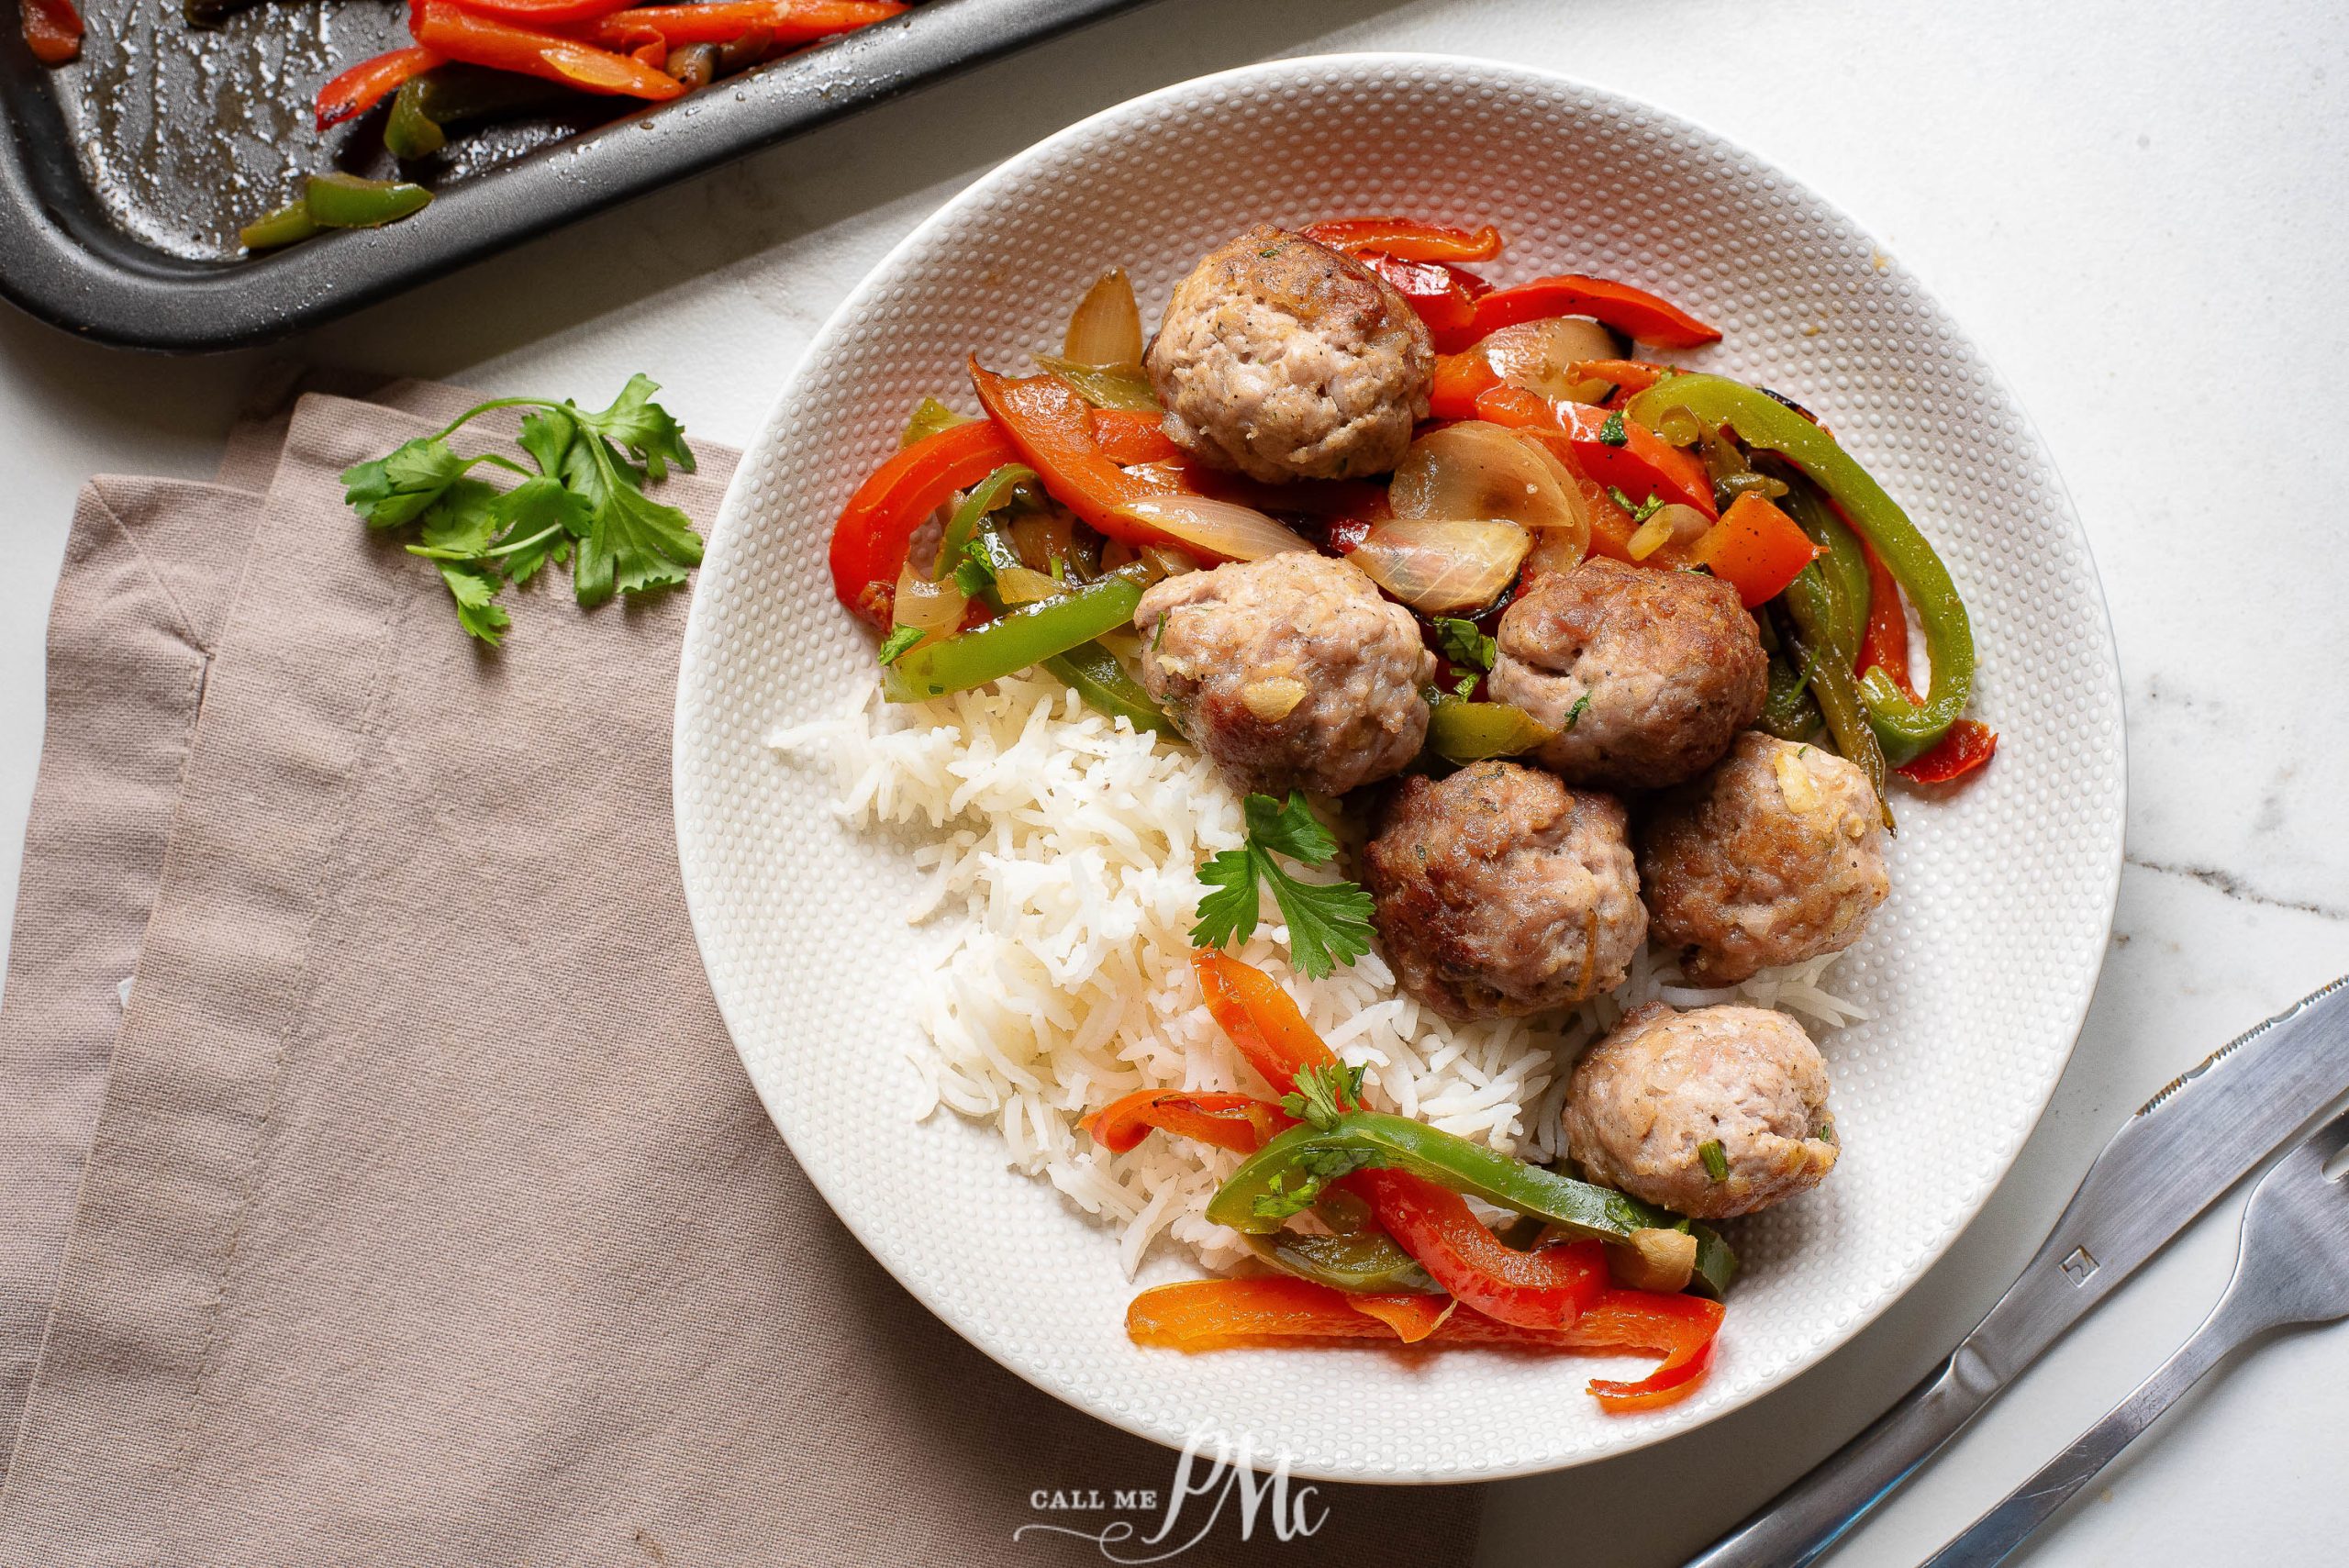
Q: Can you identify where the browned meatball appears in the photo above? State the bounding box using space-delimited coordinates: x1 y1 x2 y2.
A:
1144 225 1434 484
1641 731 1890 985
1564 1001 1839 1219
1133 551 1435 797
1364 761 1644 1019
1484 558 1766 791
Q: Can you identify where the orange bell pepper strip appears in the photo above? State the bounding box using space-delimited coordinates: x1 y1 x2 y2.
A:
970 360 1179 548
1125 1277 1723 1409
1298 217 1503 264
1854 533 1920 701
584 0 902 48
1571 358 1678 401
411 1 685 98
1353 1168 1608 1331
1475 384 1717 519
20 0 81 64
315 44 445 130
1086 407 1180 465
1082 1089 1295 1155
1350 1294 1454 1344
1355 252 1479 345
1690 493 1824 607
1895 717 1998 784
1191 950 1339 1096
828 417 1020 625
1428 351 1502 421
1467 273 1722 350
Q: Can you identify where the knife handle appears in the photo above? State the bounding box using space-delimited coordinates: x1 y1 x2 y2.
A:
1683 1338 2007 1568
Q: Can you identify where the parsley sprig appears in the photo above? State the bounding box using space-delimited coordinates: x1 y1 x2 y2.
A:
1191 792 1375 980
341 375 700 647
1251 1062 1381 1220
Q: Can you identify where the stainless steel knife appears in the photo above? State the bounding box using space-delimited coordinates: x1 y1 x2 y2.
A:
1685 976 2349 1568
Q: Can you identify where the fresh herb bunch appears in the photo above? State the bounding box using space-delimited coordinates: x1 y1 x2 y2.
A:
1191 792 1375 980
340 375 701 647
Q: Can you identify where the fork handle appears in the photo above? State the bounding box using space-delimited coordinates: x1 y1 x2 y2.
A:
1920 1290 2262 1568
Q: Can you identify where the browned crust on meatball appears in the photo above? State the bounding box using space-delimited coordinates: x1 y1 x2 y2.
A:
1143 225 1434 483
1640 730 1890 985
1485 557 1767 791
1364 761 1645 1019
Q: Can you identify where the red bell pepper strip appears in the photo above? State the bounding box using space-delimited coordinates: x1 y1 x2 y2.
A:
1086 407 1180 465
1475 384 1717 519
449 0 633 24
1895 717 1998 784
1082 1089 1294 1155
1298 217 1503 265
315 44 444 130
1353 1168 1607 1331
1855 533 1920 700
411 2 685 98
969 360 1178 547
1690 493 1824 607
1192 950 1340 1096
1468 274 1722 350
20 0 82 64
1124 1276 1724 1409
1355 252 1479 344
584 0 902 48
1428 350 1502 420
1350 1294 1453 1344
829 417 1019 626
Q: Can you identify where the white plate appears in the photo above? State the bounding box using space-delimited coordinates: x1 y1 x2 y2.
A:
674 54 2125 1483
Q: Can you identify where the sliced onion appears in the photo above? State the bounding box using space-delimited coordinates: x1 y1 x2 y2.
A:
1063 266 1144 366
1626 502 1712 562
893 558 967 637
1390 421 1586 538
1033 354 1160 412
1477 317 1622 402
1514 434 1591 567
1348 518 1531 614
1114 495 1315 563
1241 677 1308 721
994 565 1064 606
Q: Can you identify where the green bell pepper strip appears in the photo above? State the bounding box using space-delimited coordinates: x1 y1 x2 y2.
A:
239 200 321 252
303 172 433 230
1759 652 1823 741
1781 479 1871 649
928 465 1173 732
1628 374 1973 763
1426 701 1555 763
1243 1230 1442 1296
1775 479 1896 825
1205 1110 1738 1297
881 566 1150 702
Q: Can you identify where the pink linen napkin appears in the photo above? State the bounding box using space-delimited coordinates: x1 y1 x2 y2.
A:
0 383 1482 1566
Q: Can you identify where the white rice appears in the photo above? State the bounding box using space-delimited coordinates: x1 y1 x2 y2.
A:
772 672 1865 1277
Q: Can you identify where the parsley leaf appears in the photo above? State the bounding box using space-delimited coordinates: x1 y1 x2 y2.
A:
1251 1145 1381 1222
1279 1062 1368 1131
1434 616 1497 672
1190 792 1375 979
342 377 703 645
1598 410 1629 447
1565 692 1592 730
876 626 923 665
1606 484 1665 524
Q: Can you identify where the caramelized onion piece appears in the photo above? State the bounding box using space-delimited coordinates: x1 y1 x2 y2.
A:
1390 421 1587 539
893 558 967 639
1476 317 1622 402
1348 518 1531 614
1113 495 1315 563
1063 266 1145 367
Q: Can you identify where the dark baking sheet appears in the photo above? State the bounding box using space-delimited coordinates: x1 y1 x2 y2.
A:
0 0 1152 350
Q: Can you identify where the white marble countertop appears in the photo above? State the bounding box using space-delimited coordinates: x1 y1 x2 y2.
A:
2 1 2343 1562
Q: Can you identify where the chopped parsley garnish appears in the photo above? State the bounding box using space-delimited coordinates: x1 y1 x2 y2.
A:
951 538 996 599
876 626 923 665
1598 410 1629 447
340 374 699 647
1192 791 1375 980
1251 1145 1382 1221
1434 616 1497 672
1698 1139 1731 1182
1280 1062 1368 1131
1607 484 1666 524
1564 693 1592 730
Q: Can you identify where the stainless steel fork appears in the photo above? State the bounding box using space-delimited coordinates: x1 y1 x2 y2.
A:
1921 1106 2349 1567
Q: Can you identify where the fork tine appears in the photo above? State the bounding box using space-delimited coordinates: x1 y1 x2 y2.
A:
2303 1105 2349 1166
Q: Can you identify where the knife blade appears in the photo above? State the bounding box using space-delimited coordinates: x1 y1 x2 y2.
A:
1686 976 2349 1568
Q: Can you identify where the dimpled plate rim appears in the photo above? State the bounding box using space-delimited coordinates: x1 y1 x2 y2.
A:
674 53 2126 1484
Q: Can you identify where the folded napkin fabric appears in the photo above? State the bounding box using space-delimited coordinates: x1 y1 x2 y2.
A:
0 384 1482 1566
